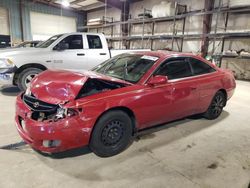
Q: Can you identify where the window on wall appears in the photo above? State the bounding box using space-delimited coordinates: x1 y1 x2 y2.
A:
154 58 192 80
189 58 216 75
87 35 102 49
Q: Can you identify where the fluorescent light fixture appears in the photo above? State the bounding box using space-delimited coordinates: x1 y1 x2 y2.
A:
61 0 70 7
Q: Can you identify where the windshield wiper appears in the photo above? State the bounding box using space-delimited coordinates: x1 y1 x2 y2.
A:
123 60 128 81
102 57 122 74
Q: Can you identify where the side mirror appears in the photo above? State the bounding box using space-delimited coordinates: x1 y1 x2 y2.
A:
53 42 69 51
148 75 168 86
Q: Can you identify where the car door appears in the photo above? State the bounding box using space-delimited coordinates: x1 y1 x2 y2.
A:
153 57 199 120
188 57 218 113
83 34 110 69
51 34 89 71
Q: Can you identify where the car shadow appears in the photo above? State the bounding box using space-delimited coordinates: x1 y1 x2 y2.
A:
35 146 92 159
136 113 209 140
0 85 21 96
36 111 229 159
34 111 230 182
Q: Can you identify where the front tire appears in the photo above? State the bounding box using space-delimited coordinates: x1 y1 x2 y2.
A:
203 91 226 120
90 110 133 157
17 68 43 91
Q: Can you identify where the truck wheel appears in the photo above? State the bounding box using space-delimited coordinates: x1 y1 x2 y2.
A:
90 110 133 157
17 68 43 91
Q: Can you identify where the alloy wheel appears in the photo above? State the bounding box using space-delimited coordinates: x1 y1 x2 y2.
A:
25 74 37 88
211 94 224 117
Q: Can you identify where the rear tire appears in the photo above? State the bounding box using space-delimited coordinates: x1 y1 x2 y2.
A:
203 91 226 120
17 68 43 91
90 110 133 157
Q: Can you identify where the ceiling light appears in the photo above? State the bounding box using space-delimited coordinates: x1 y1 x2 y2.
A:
61 0 70 7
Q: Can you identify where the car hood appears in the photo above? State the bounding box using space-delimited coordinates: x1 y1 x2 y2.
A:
0 47 47 58
29 70 132 104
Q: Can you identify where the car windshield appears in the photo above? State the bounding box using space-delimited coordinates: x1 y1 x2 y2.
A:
36 34 63 48
93 54 158 83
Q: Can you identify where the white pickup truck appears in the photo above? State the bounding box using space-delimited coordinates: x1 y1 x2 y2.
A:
0 32 148 90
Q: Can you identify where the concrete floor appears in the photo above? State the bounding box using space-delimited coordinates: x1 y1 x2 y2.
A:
0 80 250 188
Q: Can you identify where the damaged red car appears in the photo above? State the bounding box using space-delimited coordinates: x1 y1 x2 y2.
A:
15 51 236 157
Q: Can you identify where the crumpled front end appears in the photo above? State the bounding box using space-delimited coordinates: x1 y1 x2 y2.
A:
15 69 129 153
15 93 94 153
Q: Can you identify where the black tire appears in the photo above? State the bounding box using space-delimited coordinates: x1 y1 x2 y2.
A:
17 68 43 91
90 110 133 157
203 91 226 120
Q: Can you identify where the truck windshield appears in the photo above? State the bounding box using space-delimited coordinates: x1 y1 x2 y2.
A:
93 54 158 83
36 34 63 48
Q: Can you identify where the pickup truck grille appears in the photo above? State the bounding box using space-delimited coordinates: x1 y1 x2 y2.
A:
23 94 58 113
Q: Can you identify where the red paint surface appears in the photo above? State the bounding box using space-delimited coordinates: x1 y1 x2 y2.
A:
15 51 236 153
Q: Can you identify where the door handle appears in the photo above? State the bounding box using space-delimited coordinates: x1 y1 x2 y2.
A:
100 53 107 55
77 53 85 56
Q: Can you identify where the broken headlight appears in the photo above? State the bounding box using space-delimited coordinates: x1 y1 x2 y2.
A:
55 106 78 120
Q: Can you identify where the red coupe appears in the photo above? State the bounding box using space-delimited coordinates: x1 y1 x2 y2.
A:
15 51 236 157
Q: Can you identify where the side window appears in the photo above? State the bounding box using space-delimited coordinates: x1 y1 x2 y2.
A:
87 35 102 49
57 35 83 50
189 58 216 75
154 59 192 80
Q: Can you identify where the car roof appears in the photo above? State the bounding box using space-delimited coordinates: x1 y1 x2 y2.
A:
132 50 201 59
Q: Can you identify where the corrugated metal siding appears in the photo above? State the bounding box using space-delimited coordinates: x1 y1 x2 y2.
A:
0 0 86 42
0 0 22 42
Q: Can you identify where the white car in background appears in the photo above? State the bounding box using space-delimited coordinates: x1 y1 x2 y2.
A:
0 32 149 90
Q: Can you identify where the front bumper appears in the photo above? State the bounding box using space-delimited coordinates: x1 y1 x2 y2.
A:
15 94 93 153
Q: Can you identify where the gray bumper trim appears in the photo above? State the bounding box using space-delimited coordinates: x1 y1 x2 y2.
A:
0 73 14 86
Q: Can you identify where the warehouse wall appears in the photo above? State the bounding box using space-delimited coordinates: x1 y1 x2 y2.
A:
0 6 10 35
0 0 22 42
0 0 86 44
86 0 250 51
86 0 250 79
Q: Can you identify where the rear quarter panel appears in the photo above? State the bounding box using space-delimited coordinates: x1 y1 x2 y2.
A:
220 68 236 100
195 72 224 113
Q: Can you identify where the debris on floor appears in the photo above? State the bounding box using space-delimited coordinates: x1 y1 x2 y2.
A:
0 141 27 150
207 162 218 169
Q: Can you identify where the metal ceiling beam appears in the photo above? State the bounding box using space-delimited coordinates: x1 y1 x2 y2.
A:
86 5 111 13
31 0 79 11
77 2 105 11
97 0 122 10
70 0 86 5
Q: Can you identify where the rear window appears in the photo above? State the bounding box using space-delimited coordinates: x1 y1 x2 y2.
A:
87 35 102 49
154 59 192 80
189 58 216 75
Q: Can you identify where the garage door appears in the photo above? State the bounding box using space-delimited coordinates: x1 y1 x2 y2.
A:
30 11 77 40
0 7 10 35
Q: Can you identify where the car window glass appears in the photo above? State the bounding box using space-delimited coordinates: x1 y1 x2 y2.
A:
155 59 192 80
94 54 157 83
189 58 216 75
36 34 62 48
87 35 102 49
57 35 83 50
